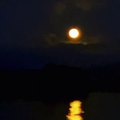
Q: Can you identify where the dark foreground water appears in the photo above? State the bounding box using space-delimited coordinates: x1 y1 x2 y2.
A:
0 93 120 120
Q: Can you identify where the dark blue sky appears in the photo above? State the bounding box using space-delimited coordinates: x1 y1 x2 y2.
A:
0 0 120 69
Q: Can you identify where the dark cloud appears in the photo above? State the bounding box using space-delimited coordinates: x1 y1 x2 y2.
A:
75 0 107 11
54 2 66 15
52 0 107 15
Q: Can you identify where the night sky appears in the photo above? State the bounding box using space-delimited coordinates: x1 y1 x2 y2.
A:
0 0 120 68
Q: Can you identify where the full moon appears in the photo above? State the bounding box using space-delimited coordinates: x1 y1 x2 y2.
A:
68 28 80 39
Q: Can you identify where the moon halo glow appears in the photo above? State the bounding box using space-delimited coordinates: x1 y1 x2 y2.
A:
68 27 82 42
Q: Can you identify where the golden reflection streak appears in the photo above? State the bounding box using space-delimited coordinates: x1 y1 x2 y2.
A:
66 100 84 120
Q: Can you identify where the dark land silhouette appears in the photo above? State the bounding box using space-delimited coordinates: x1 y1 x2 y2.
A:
0 63 120 103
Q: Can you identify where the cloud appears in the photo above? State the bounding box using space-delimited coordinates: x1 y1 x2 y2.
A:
75 0 106 11
44 33 60 46
54 2 66 15
52 0 107 15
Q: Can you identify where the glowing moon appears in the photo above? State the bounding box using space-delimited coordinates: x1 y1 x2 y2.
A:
68 28 80 39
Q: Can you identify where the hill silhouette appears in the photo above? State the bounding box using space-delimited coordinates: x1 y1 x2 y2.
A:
0 63 120 102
